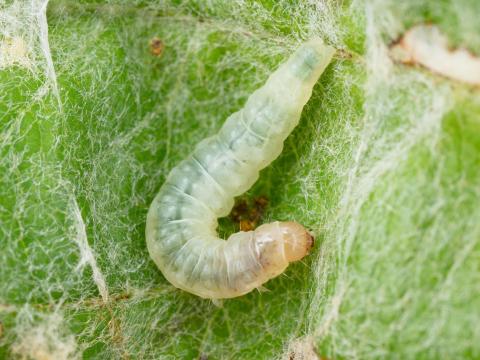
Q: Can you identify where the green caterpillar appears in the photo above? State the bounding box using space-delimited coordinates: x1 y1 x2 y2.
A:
146 38 334 302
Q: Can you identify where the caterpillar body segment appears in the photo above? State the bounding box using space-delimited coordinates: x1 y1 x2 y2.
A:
146 38 334 300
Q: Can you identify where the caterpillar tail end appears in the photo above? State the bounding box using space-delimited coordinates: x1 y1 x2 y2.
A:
288 37 336 85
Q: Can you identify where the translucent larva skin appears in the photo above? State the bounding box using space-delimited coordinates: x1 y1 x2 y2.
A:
146 38 334 299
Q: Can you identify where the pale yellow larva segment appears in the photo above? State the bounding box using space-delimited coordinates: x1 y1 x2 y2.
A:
146 38 334 300
216 37 335 177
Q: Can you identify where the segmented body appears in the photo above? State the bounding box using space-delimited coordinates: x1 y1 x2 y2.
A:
146 38 334 300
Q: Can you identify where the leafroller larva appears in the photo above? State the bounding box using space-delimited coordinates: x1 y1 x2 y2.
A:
146 37 334 301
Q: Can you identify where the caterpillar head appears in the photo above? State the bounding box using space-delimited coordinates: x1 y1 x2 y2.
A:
254 221 314 279
279 221 314 262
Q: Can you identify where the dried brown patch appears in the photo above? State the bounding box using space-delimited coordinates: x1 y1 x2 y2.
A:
149 37 165 57
239 219 256 231
230 196 269 230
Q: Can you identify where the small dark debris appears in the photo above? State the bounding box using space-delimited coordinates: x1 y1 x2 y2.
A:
239 219 255 231
149 37 165 57
254 195 268 208
113 292 132 301
230 195 269 231
198 354 208 360
230 199 248 223
0 321 3 338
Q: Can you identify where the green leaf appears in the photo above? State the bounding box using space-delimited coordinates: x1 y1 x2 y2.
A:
1 0 479 359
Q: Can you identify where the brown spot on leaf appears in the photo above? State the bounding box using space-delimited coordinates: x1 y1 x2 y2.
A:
149 37 165 57
230 199 248 223
230 196 269 230
239 219 255 231
254 195 268 209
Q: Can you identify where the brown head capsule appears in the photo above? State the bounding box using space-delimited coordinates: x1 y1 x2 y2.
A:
253 221 314 281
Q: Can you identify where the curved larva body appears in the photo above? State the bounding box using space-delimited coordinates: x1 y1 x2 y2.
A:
146 38 334 300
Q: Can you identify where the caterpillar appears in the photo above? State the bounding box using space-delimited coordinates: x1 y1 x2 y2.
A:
146 37 334 301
